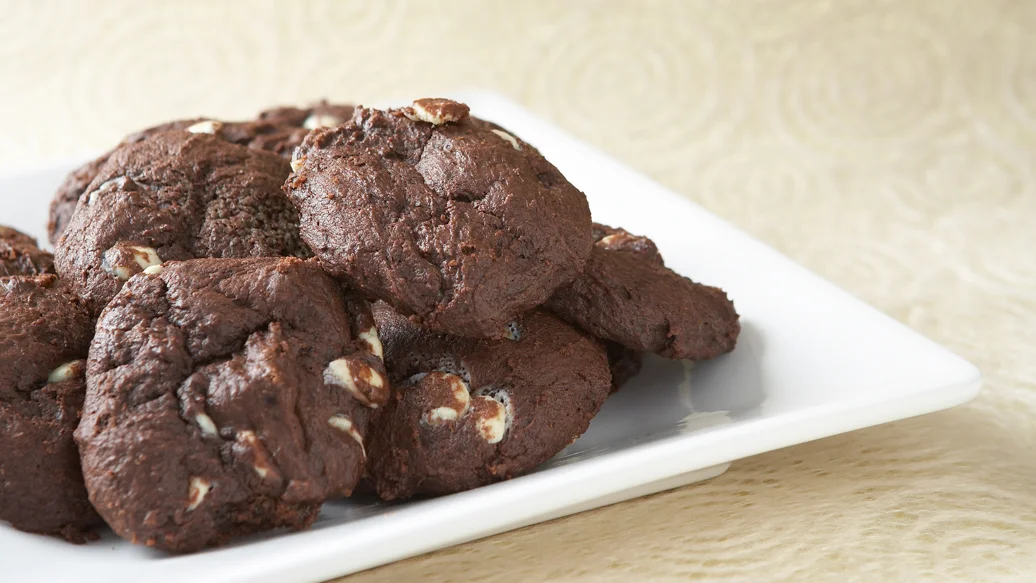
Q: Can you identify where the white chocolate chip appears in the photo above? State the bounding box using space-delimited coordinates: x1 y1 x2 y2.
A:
131 247 161 269
236 430 273 479
47 360 85 383
427 407 459 423
598 234 622 247
187 120 223 135
596 232 650 250
143 264 164 275
491 129 521 150
290 154 306 173
103 244 162 281
328 414 365 458
323 358 386 408
87 176 128 206
422 373 471 426
359 328 383 360
402 99 466 125
109 265 133 281
186 476 211 511
194 413 219 437
302 113 342 130
448 376 471 408
474 396 507 443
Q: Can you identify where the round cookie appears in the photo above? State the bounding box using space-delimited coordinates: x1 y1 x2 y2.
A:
547 224 740 361
75 257 387 553
0 274 100 541
54 129 309 316
285 98 593 339
367 303 611 500
1 225 54 276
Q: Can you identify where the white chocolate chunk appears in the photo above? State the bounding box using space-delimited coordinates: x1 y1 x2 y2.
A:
236 430 272 478
403 100 465 125
491 129 521 150
302 113 342 130
474 396 507 444
194 413 219 437
359 328 384 360
186 476 211 511
87 176 128 205
131 247 161 270
422 373 471 425
447 375 471 412
103 244 162 281
110 264 133 281
427 407 460 423
143 264 164 275
323 358 386 408
187 120 222 134
47 360 85 383
290 154 306 173
328 414 365 458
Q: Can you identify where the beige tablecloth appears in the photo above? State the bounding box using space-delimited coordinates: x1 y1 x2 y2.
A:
2 1 1033 580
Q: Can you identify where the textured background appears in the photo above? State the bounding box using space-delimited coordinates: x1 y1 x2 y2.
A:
2 1 1034 581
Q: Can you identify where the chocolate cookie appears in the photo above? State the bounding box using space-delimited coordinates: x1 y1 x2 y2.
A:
54 129 309 315
547 224 740 361
0 274 100 541
286 98 593 339
75 257 387 553
1 225 54 276
367 304 611 500
47 105 353 244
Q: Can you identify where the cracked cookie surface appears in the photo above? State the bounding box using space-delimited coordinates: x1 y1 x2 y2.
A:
368 303 610 500
547 224 740 361
75 257 385 553
285 99 593 339
0 273 100 541
54 130 309 316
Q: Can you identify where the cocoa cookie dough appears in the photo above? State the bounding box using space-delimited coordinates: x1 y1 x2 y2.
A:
0 274 100 541
75 257 387 553
367 304 611 500
285 98 593 339
54 129 309 315
1 225 54 276
47 105 353 244
547 224 740 361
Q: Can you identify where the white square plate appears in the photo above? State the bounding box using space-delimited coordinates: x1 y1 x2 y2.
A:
0 92 981 583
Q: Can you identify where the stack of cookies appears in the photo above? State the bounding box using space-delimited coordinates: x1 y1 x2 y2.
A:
0 99 740 553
